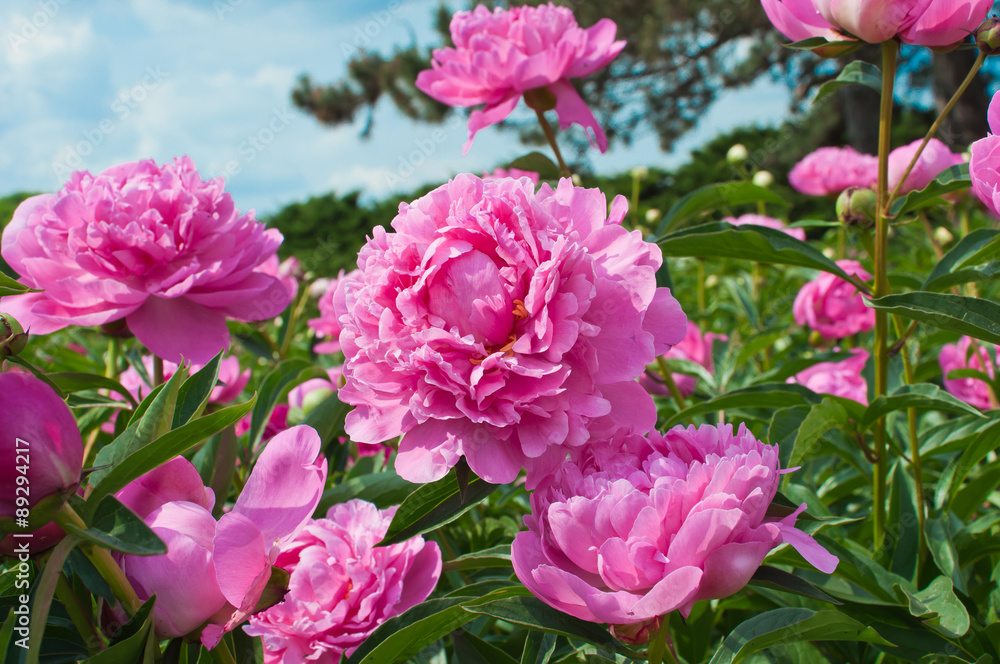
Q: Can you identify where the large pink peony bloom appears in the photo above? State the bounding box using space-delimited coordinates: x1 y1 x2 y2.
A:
0 157 292 364
415 4 625 153
970 91 1000 216
723 214 806 241
245 499 442 663
888 138 965 195
793 259 874 339
512 423 838 627
761 0 991 47
336 175 687 486
0 372 82 530
939 337 998 410
788 348 870 404
788 146 877 197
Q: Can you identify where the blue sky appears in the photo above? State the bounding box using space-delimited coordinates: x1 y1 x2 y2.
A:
1 0 791 216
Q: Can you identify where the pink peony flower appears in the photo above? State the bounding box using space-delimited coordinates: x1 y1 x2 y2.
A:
761 0 992 47
484 167 541 185
970 91 1000 216
511 423 838 627
115 456 215 520
0 157 292 364
0 372 82 530
308 270 355 355
939 336 998 410
642 321 725 397
788 146 877 197
415 4 625 153
205 425 328 648
793 259 874 339
888 138 965 195
723 214 806 241
244 499 442 663
336 175 687 486
787 348 870 404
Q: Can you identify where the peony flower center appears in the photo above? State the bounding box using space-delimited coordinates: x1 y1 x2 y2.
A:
426 250 514 346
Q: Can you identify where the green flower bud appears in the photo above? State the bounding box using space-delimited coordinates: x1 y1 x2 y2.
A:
0 314 27 357
523 86 557 112
752 170 774 188
836 186 878 230
976 18 1000 56
726 143 749 165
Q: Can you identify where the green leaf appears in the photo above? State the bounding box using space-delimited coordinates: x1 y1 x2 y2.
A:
784 36 859 54
923 228 1000 292
768 405 812 469
657 223 861 287
0 272 38 298
89 366 188 489
926 517 967 596
891 163 971 218
318 470 416 513
82 597 156 663
248 358 324 451
506 152 561 180
653 184 789 236
866 292 1000 346
464 595 640 659
171 352 223 428
788 398 853 467
521 631 558 664
49 372 138 408
861 383 986 433
749 566 841 605
442 544 512 573
453 628 520 664
894 577 970 639
61 495 166 556
379 467 498 547
934 419 1000 510
814 61 882 102
86 396 256 519
887 462 919 581
299 391 351 452
708 608 894 664
344 587 528 664
663 384 820 429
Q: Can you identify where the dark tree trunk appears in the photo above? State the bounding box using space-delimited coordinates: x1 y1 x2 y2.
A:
838 84 882 154
934 48 989 150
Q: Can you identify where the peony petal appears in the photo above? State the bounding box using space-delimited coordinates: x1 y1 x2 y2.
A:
127 296 231 364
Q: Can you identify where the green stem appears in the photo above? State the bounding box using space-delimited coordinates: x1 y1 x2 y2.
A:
533 108 571 178
105 338 120 381
837 226 846 260
872 40 898 553
697 261 706 313
279 283 311 359
55 573 105 654
656 356 688 412
646 615 679 664
26 535 82 664
54 504 142 617
211 636 239 664
884 51 985 214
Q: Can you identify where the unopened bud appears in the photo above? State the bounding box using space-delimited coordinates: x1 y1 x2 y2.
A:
645 208 662 223
822 247 836 259
630 166 649 180
752 170 774 188
976 17 1000 56
0 314 27 357
727 143 749 165
934 225 955 246
610 617 662 646
836 186 878 230
704 274 719 289
571 173 583 186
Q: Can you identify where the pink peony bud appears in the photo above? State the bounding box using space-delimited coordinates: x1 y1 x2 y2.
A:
416 4 625 153
0 372 83 530
245 499 442 661
787 348 870 404
939 336 999 410
0 157 292 364
793 260 874 339
336 175 688 487
512 423 838 625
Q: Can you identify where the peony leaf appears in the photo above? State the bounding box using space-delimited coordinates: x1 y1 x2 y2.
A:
925 517 967 596
86 395 256 520
892 577 970 639
662 383 821 429
521 631 558 664
749 566 841 605
505 152 561 180
890 163 971 219
653 184 789 236
866 292 1000 346
61 495 166 556
923 227 1000 292
0 271 39 298
442 544 512 573
248 357 326 453
860 383 986 433
464 595 642 660
379 467 498 547
318 470 415 514
887 463 919 581
788 398 854 468
813 61 882 103
656 223 863 289
933 419 1000 513
453 628 520 664
80 597 156 663
171 351 223 428
708 608 894 664
49 372 139 408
